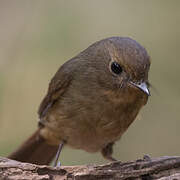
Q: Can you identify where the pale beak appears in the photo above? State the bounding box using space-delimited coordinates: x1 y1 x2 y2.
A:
130 81 150 96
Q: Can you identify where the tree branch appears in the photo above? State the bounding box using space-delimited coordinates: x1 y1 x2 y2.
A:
0 156 180 180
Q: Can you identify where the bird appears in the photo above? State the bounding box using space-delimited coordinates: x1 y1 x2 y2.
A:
8 37 150 165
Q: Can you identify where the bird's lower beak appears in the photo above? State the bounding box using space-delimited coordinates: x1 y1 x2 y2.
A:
130 81 150 96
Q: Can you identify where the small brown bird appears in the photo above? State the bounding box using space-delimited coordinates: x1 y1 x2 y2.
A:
8 37 150 165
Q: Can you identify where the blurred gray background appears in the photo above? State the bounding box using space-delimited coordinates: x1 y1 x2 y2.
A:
0 0 179 165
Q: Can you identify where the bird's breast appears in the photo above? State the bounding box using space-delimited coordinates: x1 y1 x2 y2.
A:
40 86 147 153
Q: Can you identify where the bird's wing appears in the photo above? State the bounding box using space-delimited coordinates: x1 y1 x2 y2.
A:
38 68 73 120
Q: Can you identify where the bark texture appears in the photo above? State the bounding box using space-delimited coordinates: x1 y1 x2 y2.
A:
0 156 180 180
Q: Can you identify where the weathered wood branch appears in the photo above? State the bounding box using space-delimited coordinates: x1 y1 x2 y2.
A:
0 156 180 180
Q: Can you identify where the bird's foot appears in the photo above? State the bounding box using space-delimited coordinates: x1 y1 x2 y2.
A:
143 154 151 161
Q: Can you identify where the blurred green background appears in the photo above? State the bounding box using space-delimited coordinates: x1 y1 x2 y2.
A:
0 0 179 166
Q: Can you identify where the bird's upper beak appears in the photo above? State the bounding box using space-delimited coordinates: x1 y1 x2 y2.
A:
130 81 150 96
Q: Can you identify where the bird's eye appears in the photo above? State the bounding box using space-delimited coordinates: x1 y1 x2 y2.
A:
111 62 122 75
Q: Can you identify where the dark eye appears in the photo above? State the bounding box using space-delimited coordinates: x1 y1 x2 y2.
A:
111 62 122 75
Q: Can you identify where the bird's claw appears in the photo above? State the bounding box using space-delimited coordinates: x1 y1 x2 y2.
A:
143 154 151 161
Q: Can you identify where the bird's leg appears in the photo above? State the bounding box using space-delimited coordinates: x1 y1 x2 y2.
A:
53 141 64 167
101 142 117 161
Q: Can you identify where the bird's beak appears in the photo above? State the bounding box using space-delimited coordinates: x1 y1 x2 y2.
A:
130 81 150 96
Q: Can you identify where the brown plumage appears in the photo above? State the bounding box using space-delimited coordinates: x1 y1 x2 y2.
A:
8 129 58 165
8 37 150 165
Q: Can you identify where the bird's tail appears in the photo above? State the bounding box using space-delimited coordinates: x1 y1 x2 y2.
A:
8 129 58 165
